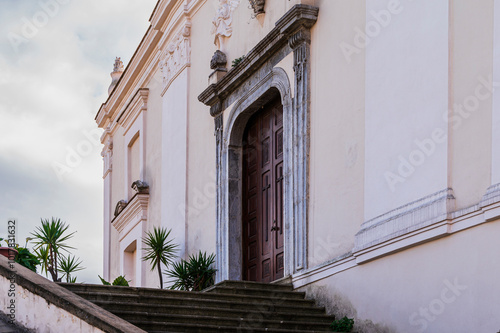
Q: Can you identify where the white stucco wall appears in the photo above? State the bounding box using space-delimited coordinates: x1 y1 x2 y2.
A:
161 68 189 259
184 2 218 258
364 0 449 220
299 219 500 333
449 0 493 209
0 275 104 333
308 0 366 266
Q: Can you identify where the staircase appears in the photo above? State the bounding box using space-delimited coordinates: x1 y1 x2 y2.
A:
61 280 335 332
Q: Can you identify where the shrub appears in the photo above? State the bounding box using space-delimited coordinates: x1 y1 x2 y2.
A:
15 247 40 272
167 251 216 291
98 275 130 286
330 316 354 332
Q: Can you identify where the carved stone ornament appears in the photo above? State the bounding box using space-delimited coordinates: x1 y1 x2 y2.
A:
108 57 124 95
131 180 149 194
248 0 265 15
102 138 113 177
211 0 240 50
159 22 191 92
114 200 128 217
210 50 228 70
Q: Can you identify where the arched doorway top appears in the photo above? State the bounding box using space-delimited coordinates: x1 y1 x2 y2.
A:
225 67 292 147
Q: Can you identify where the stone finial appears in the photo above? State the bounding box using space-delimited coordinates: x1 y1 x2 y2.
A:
210 50 228 70
114 200 127 217
113 57 124 72
108 57 124 95
209 50 228 85
131 180 149 194
249 0 265 15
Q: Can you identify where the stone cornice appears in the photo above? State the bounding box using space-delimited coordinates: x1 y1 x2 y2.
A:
96 0 202 130
198 4 319 114
116 88 149 135
96 27 162 129
112 193 149 238
150 0 179 32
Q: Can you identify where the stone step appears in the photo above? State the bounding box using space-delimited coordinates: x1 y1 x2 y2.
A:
209 280 294 292
92 301 334 322
118 311 333 331
62 283 305 302
60 281 335 332
90 298 326 316
206 285 306 299
69 291 317 309
138 321 333 333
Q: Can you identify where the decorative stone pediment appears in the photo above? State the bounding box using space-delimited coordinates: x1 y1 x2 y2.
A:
112 194 149 238
159 22 191 94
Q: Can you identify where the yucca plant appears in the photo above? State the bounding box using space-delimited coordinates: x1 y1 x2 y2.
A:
58 254 84 283
167 260 192 291
167 251 216 291
31 218 76 282
189 251 216 291
142 227 178 289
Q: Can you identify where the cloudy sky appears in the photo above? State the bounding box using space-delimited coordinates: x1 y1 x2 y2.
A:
0 0 158 283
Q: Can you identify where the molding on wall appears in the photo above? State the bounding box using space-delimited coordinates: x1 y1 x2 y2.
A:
480 182 500 207
354 188 456 253
292 193 500 289
116 88 149 135
112 194 149 241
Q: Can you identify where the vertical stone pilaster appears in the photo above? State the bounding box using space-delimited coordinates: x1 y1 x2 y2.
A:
289 27 311 272
212 104 226 282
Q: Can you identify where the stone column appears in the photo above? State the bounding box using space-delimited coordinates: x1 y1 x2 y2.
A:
289 27 311 272
212 105 226 282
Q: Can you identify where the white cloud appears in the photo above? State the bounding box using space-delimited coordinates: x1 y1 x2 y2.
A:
0 0 158 283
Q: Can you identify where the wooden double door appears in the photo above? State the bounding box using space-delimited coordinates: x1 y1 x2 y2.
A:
242 98 284 283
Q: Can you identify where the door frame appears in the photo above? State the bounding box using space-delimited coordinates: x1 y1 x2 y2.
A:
216 67 305 282
198 5 318 284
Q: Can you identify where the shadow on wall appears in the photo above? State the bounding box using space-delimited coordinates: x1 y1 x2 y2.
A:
302 285 397 333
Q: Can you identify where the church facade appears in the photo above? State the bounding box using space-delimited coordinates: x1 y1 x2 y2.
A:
96 0 500 331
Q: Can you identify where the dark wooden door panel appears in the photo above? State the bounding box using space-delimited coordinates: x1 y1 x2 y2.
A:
243 97 284 282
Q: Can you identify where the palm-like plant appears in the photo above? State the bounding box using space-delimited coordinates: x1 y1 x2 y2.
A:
142 227 178 289
167 260 192 291
58 254 84 283
31 218 75 282
167 251 216 291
